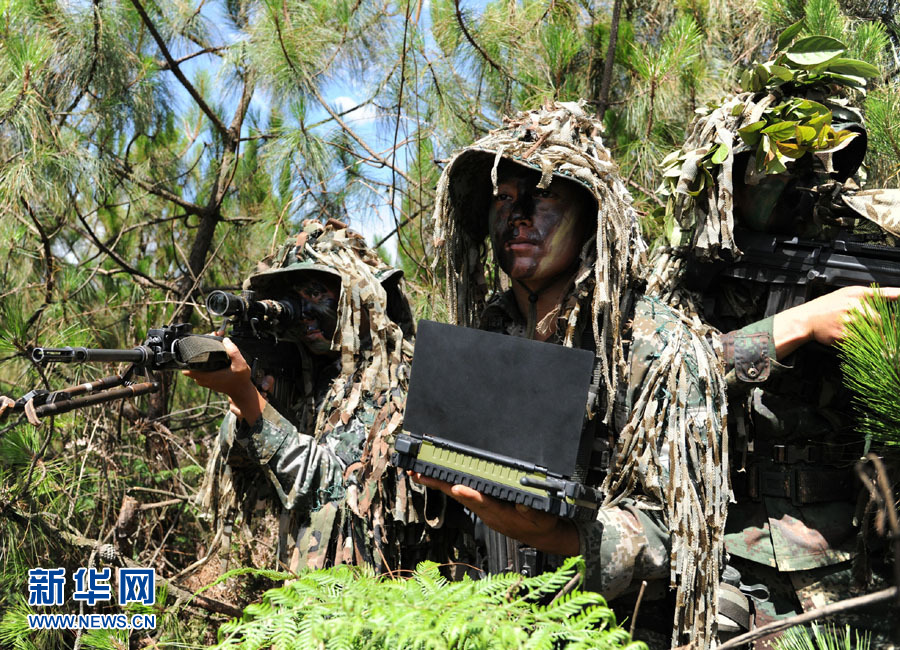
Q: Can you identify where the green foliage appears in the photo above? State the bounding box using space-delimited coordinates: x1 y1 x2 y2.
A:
864 85 900 187
657 19 880 229
741 33 880 93
774 622 871 650
838 288 900 449
214 558 647 650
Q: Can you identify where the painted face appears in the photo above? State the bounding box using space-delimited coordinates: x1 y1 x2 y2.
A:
488 169 592 287
294 273 340 355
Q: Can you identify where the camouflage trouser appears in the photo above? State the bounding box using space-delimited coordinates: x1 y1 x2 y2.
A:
729 557 899 649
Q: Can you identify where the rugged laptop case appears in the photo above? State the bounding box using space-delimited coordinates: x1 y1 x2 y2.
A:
392 320 601 520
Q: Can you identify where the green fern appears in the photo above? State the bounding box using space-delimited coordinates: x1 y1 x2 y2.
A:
213 557 647 650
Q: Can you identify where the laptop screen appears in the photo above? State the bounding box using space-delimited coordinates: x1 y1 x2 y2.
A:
403 320 595 477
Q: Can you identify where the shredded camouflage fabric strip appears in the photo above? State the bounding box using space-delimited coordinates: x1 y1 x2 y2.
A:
843 188 900 237
198 220 441 574
433 101 728 647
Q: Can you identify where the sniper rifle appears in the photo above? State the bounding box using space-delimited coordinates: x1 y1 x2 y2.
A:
2 291 308 425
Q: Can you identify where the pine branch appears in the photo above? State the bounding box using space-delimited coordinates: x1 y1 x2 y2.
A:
71 199 178 293
268 6 413 187
452 0 527 87
108 157 205 217
157 45 229 70
126 0 230 137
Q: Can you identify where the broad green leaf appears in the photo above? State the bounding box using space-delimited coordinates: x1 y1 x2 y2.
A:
731 103 745 117
745 64 767 92
776 141 806 159
806 112 832 132
822 72 868 89
761 120 800 141
739 122 765 146
776 19 806 52
710 142 730 165
795 125 817 145
784 35 846 67
767 153 788 174
764 63 794 82
826 58 881 79
817 126 836 149
820 129 860 152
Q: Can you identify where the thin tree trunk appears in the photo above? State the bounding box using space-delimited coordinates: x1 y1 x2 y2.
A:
597 0 623 120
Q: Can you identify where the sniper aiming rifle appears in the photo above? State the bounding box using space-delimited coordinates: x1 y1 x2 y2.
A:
1 290 308 425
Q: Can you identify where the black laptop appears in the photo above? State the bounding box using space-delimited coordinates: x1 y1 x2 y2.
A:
392 320 601 520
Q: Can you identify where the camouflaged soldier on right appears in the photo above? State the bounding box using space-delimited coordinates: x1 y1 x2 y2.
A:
649 74 900 647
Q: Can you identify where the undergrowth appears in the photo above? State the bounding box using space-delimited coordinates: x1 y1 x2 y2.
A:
213 556 647 650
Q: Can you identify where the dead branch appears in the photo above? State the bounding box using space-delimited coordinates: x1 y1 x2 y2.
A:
716 587 899 649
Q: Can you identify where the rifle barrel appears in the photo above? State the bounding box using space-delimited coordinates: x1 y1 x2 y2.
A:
34 381 160 418
31 346 150 365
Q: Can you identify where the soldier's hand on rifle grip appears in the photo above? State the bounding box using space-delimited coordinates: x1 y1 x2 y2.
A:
182 337 267 427
409 471 580 557
772 286 900 358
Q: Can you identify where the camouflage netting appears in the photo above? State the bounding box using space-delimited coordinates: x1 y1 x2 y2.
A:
432 101 728 646
198 220 443 574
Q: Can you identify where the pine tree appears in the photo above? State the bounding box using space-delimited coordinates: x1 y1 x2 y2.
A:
839 289 900 450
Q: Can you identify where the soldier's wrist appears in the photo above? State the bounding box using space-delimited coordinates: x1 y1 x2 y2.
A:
233 384 266 428
772 305 813 359
529 518 579 556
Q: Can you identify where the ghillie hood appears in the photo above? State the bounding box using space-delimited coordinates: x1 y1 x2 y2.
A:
433 101 728 647
246 218 413 413
433 100 647 422
650 31 885 297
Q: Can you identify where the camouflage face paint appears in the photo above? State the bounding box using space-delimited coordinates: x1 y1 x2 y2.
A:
488 170 592 290
295 274 340 355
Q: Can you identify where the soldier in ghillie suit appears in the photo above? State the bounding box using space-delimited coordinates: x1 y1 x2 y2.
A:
414 101 731 648
649 31 900 646
187 219 460 575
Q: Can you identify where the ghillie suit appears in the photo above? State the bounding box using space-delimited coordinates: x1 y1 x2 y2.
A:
648 31 897 300
648 30 900 645
198 220 458 576
433 101 729 648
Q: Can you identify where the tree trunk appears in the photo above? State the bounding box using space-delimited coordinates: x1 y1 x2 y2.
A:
597 0 623 120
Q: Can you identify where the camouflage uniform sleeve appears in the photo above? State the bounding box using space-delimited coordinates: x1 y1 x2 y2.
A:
573 502 670 598
720 316 789 390
233 402 344 511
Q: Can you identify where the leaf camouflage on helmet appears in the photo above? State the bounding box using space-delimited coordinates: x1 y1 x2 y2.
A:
433 100 728 647
198 220 460 577
645 25 900 315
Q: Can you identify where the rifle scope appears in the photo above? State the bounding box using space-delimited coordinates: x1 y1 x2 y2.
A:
31 346 151 364
206 290 304 325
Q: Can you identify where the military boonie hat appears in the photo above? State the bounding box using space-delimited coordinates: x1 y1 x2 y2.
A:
244 219 403 292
